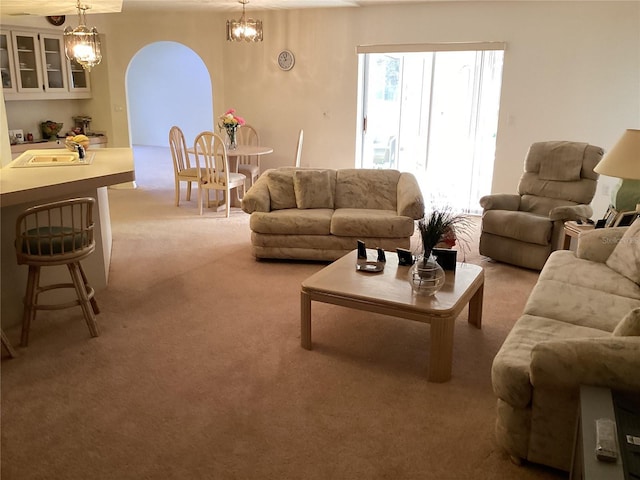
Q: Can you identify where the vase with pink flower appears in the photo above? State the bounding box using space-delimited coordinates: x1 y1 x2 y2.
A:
218 108 246 150
409 207 472 295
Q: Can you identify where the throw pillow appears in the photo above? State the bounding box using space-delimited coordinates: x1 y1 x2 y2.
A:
267 171 297 210
606 219 640 284
612 307 640 336
293 170 334 209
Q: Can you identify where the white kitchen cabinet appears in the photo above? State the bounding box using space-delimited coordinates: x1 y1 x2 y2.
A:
11 31 43 93
0 30 17 93
39 33 69 93
3 26 91 100
68 58 90 93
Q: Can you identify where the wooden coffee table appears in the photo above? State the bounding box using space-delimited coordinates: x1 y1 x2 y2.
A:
300 249 484 382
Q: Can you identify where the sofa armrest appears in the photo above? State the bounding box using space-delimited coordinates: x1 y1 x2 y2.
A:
549 204 593 222
479 194 520 211
241 171 271 213
397 172 425 219
530 337 640 391
575 227 627 263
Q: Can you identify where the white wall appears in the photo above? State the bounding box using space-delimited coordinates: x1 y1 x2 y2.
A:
4 2 639 218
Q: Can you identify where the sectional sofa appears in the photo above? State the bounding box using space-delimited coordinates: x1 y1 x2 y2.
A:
491 224 640 471
241 167 425 260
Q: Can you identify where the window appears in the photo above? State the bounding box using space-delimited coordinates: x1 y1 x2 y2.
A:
357 43 505 214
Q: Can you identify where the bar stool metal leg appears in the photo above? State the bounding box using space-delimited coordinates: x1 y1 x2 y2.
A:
21 265 40 347
1 330 17 358
79 262 100 315
68 262 100 338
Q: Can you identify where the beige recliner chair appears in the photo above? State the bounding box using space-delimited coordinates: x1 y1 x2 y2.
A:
479 141 603 270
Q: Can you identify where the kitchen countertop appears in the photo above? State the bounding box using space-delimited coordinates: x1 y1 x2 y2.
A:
1 147 135 207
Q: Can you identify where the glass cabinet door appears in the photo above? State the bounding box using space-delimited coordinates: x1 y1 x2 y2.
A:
11 31 43 93
0 30 17 93
39 33 68 93
68 58 90 92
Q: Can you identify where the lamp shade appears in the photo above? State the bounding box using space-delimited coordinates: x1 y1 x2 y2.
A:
594 129 640 180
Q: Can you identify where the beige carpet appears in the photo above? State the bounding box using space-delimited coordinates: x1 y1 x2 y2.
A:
1 147 563 480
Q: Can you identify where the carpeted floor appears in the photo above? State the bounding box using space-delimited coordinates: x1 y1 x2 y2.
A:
1 146 564 479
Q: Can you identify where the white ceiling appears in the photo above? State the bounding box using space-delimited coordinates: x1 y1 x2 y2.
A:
0 0 480 17
0 0 591 17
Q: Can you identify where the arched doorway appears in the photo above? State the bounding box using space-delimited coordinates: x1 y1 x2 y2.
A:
126 41 212 147
125 41 213 189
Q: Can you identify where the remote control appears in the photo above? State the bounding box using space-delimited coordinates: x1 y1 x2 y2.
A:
595 418 618 462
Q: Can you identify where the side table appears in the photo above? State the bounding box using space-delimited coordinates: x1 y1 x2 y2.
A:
570 385 625 480
563 221 595 249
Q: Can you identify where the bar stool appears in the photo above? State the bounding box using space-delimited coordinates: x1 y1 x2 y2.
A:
15 197 100 346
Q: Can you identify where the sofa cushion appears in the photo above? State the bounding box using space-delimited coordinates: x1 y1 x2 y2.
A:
482 210 552 245
293 170 335 209
523 278 640 332
492 315 607 408
606 220 640 285
267 170 296 210
250 209 333 235
334 169 399 211
613 308 640 336
331 208 415 238
540 250 640 300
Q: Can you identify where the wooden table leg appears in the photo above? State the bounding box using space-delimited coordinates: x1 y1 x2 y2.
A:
563 233 572 250
468 282 484 329
428 317 455 382
301 290 312 350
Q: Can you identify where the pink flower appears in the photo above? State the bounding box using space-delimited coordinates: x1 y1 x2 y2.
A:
224 108 236 115
440 228 457 248
235 116 246 126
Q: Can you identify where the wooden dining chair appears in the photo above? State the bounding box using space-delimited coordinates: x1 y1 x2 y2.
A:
295 129 304 167
168 126 202 206
193 131 246 217
237 124 261 189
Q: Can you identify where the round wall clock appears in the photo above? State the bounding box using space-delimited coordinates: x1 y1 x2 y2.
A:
277 50 295 71
47 16 66 26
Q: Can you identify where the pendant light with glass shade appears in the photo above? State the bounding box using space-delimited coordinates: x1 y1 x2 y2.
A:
227 0 263 42
64 0 102 71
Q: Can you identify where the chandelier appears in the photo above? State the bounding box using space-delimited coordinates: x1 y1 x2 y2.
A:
226 0 263 42
64 0 102 71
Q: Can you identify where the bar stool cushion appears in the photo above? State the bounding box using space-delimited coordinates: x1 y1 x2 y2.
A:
20 227 88 255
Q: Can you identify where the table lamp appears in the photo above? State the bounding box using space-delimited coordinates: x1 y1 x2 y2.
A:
594 129 640 212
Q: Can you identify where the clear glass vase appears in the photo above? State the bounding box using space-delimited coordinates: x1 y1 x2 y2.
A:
408 253 445 296
225 126 238 150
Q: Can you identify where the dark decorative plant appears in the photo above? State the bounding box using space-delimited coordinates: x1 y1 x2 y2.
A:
418 207 472 261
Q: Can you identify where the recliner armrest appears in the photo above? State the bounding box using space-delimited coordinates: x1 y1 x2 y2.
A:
549 204 593 221
530 337 640 391
241 171 271 213
397 172 425 219
479 194 520 211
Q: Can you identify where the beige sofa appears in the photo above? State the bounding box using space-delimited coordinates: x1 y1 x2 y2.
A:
241 168 425 260
491 224 640 471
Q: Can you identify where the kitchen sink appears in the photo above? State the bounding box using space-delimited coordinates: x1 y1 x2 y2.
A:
12 151 95 168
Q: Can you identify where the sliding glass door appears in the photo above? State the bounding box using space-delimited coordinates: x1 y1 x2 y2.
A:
358 45 504 214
